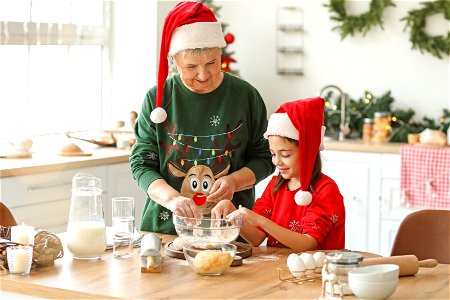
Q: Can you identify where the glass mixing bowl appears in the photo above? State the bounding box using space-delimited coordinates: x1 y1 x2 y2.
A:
172 214 243 244
183 242 237 276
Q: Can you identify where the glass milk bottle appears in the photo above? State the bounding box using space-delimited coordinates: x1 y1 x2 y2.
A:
67 173 106 259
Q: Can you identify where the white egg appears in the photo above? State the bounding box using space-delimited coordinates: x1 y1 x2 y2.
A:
287 253 298 269
299 252 316 270
287 254 305 278
172 237 185 250
313 251 325 268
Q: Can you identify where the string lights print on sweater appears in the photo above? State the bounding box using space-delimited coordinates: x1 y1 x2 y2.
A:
160 121 242 168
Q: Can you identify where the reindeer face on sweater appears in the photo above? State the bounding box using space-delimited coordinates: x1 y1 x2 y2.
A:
168 162 230 213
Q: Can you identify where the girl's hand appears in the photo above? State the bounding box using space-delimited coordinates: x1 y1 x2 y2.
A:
165 196 202 219
211 200 236 219
227 205 265 227
206 175 236 204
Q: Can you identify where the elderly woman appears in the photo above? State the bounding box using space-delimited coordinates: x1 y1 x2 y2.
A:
130 1 274 234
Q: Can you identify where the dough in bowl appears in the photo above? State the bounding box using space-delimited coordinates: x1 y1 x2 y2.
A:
193 250 233 274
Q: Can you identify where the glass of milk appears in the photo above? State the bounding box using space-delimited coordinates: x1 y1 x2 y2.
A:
67 173 106 259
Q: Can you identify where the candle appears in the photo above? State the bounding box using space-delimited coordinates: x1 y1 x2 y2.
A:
6 245 33 275
11 223 35 245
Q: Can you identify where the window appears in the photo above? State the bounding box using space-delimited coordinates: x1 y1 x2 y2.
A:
0 0 109 138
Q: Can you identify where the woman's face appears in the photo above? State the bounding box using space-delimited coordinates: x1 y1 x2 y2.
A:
269 136 300 181
172 48 223 94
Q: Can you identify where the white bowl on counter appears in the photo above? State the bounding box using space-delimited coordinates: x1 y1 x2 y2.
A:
348 264 399 299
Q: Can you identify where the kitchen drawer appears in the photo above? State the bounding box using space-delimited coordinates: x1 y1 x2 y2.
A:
1 166 107 205
12 198 71 233
1 166 107 233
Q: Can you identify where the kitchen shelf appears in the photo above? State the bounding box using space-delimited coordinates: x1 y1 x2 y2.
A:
278 47 304 54
276 6 304 76
278 25 304 32
277 69 304 76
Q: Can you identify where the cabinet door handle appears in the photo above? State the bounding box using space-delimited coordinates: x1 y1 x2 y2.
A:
27 182 72 192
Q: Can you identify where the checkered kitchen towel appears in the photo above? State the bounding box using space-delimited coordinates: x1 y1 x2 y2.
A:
400 144 450 209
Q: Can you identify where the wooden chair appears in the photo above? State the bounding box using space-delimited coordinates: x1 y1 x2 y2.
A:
390 209 450 264
0 202 17 227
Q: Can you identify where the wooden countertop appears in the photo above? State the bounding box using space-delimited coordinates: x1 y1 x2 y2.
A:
0 148 131 178
1 234 448 299
324 140 404 154
0 141 405 178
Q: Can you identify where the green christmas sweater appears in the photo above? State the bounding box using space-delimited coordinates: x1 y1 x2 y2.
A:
130 72 274 234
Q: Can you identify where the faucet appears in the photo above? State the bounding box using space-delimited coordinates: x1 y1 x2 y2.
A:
319 84 348 141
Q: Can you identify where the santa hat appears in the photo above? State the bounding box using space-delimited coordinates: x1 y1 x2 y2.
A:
151 1 227 124
264 97 326 206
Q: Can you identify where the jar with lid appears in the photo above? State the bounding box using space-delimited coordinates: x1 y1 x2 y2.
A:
373 112 391 143
324 252 363 295
66 173 106 260
362 118 373 143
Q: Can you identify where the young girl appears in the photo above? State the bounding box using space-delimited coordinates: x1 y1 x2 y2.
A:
211 97 345 252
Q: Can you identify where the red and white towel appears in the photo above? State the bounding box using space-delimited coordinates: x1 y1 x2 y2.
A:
400 144 450 209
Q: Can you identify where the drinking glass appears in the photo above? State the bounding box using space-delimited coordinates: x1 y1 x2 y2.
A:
112 197 135 258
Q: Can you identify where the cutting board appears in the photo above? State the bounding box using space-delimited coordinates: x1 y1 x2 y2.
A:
0 150 32 158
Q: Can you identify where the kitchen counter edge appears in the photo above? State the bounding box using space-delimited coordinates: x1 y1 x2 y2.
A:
0 148 131 178
1 141 403 178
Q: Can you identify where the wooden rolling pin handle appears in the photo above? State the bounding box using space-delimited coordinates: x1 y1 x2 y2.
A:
419 259 438 268
361 255 438 276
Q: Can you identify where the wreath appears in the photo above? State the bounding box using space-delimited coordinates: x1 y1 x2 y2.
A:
325 0 396 40
402 0 450 59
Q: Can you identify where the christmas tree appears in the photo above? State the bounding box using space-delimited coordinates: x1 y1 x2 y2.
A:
200 0 240 76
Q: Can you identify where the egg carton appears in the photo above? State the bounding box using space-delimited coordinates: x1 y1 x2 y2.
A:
277 267 322 284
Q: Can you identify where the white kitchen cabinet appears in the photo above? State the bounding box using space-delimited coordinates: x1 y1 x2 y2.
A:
379 154 418 256
322 150 381 253
0 162 145 234
322 150 424 256
1 166 107 233
106 163 146 228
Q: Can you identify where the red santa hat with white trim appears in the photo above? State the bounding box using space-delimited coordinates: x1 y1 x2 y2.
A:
263 97 326 206
150 1 227 124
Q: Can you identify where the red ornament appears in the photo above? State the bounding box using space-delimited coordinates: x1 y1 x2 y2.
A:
224 33 235 44
221 56 236 72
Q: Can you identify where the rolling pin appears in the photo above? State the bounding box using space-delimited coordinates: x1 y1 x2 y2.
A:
140 233 162 273
361 255 438 276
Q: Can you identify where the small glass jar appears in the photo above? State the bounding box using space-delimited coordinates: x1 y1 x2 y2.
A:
325 252 363 295
373 112 391 143
362 118 373 143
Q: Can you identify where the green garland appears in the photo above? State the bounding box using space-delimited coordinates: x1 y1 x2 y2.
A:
402 0 450 59
325 0 396 40
324 90 450 143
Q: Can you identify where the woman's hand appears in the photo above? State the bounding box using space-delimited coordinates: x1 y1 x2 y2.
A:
206 175 237 204
211 200 236 219
165 196 202 219
227 205 265 227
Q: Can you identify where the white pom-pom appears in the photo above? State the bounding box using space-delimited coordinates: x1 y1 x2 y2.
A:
150 107 167 124
295 190 312 206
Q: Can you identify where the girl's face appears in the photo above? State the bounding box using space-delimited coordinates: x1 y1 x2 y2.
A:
172 48 223 94
268 136 299 181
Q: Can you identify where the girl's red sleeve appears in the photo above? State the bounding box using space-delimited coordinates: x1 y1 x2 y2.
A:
300 176 345 247
251 176 277 233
